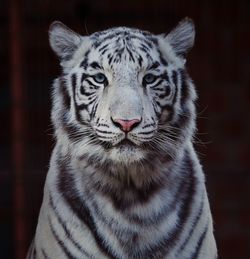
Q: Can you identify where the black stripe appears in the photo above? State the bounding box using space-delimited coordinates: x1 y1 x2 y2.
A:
87 96 98 107
190 222 209 259
158 50 168 66
170 151 196 236
80 84 95 96
171 70 179 105
85 78 101 89
87 199 146 258
136 136 154 140
98 32 119 43
49 194 92 258
76 103 88 110
159 70 179 122
107 53 114 65
95 129 114 134
71 73 88 122
139 130 155 135
148 61 160 70
126 47 135 62
90 100 98 120
153 87 165 91
177 192 205 253
60 89 88 141
41 248 50 259
91 38 103 49
139 45 149 53
152 101 161 118
59 78 71 110
97 43 109 52
147 150 196 258
128 169 188 226
172 108 191 130
75 152 168 212
71 73 77 107
61 121 89 142
150 79 164 88
154 83 170 100
26 239 36 259
142 122 156 129
90 170 166 211
96 135 113 139
138 54 143 67
100 47 109 55
161 104 173 121
33 247 37 259
98 31 149 47
78 153 107 165
160 71 170 82
179 69 190 107
79 50 90 69
57 157 117 259
159 85 171 99
129 35 154 47
139 40 151 50
81 73 88 83
97 123 110 128
48 216 77 259
110 159 193 258
89 61 102 70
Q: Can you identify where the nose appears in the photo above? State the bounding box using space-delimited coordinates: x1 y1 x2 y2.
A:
112 118 141 132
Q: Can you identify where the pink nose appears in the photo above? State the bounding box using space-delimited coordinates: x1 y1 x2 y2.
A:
112 118 141 132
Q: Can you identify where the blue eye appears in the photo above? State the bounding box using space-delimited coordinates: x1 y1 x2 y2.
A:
93 73 107 84
143 74 157 84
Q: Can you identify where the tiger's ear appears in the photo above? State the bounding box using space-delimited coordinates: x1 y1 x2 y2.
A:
164 18 195 57
49 21 82 60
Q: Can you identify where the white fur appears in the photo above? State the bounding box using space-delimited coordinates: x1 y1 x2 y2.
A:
28 19 217 259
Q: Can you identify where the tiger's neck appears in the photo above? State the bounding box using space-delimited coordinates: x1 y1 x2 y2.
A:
51 141 192 213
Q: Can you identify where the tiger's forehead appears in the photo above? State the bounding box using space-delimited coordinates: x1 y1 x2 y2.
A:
90 26 158 46
78 27 167 72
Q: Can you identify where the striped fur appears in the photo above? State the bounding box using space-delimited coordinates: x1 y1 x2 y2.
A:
27 18 217 258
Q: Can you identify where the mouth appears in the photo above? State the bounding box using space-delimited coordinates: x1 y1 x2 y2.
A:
116 138 136 147
106 137 145 163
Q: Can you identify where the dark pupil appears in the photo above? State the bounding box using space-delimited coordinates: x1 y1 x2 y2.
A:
94 73 106 83
145 74 155 83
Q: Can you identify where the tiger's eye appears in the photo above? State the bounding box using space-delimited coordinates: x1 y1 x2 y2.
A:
93 73 107 84
143 74 157 84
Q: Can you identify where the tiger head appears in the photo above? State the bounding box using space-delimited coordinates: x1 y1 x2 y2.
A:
49 19 197 166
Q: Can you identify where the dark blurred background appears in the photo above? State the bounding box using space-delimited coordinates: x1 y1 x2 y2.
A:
1 0 250 258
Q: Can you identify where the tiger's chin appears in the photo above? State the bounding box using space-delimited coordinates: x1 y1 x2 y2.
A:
108 140 145 164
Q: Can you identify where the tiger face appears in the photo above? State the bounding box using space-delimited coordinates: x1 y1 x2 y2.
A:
50 19 196 165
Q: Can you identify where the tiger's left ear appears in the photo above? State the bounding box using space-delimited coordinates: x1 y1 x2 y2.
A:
163 18 195 57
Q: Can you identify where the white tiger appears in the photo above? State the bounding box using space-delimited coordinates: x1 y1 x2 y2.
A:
27 18 217 259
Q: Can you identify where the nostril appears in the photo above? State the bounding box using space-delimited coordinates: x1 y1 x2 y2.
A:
111 118 141 132
111 118 122 129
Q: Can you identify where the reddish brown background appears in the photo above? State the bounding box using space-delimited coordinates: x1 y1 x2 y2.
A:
1 0 250 258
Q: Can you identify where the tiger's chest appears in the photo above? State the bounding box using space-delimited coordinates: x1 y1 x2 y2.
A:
82 188 178 256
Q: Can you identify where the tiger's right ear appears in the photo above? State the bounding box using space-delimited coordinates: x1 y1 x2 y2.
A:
49 21 82 61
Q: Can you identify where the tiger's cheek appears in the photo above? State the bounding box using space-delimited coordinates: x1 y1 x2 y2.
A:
93 91 112 123
159 107 173 124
